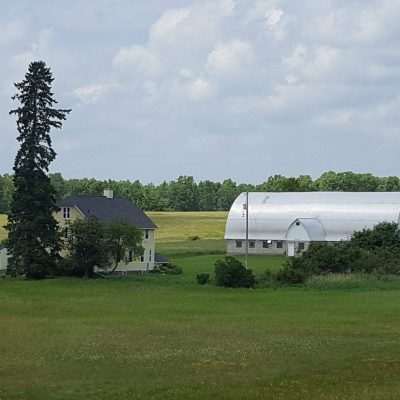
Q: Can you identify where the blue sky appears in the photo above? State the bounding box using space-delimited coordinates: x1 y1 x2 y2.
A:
1 0 400 182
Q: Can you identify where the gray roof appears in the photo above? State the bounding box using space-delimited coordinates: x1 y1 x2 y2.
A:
59 196 156 229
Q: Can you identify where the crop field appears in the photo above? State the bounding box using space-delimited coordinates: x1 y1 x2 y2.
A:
1 212 400 399
148 211 227 256
0 214 6 242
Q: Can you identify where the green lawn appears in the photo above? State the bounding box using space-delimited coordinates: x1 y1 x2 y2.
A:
1 271 400 400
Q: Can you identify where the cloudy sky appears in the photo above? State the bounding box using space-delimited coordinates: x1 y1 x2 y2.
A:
1 0 400 183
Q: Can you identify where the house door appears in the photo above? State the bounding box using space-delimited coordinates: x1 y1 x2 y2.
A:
287 241 295 257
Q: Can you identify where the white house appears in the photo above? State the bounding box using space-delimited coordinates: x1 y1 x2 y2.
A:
56 190 159 272
225 192 400 256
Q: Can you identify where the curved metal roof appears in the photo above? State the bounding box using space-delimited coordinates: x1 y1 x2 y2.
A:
286 218 326 241
225 192 400 242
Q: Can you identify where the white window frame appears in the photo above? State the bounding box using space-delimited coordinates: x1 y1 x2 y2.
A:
63 207 70 219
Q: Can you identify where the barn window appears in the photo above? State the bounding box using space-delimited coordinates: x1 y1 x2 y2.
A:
236 240 242 248
276 241 283 249
263 240 272 249
63 207 70 219
249 241 255 248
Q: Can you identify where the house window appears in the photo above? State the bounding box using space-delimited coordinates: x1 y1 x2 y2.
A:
64 227 69 239
128 250 133 262
236 240 242 248
298 242 305 251
145 230 149 239
276 241 283 249
263 240 272 249
63 207 70 219
149 249 152 262
140 255 144 262
249 241 255 248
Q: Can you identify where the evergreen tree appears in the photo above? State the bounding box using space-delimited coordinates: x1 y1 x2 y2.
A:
7 61 71 278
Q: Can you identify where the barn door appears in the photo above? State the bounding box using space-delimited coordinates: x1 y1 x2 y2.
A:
287 241 295 257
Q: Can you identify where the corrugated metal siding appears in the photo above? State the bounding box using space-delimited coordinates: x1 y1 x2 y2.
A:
225 192 400 242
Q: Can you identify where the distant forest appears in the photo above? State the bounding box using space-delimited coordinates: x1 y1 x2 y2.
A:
1 171 400 213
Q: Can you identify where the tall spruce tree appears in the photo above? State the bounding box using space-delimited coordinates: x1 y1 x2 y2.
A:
7 61 71 278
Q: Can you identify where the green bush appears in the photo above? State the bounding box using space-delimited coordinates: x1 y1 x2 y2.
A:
279 223 400 285
151 263 183 275
214 257 255 288
256 269 279 288
196 273 210 285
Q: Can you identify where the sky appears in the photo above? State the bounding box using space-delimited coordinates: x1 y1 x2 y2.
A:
1 0 400 183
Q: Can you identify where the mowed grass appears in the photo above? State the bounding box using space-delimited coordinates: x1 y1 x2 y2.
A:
0 213 7 242
1 273 400 400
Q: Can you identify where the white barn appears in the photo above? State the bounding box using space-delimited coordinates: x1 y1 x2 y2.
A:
225 192 400 256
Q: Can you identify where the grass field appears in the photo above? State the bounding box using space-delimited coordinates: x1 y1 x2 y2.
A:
1 269 400 400
148 211 227 256
2 212 400 399
0 214 6 242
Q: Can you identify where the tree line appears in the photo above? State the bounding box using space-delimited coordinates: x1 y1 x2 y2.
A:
2 171 400 214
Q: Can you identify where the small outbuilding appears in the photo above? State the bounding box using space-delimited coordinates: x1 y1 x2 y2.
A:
225 192 400 256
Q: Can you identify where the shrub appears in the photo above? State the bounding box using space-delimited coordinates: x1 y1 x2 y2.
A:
151 263 183 275
256 269 278 288
278 223 400 285
214 257 255 288
196 273 210 285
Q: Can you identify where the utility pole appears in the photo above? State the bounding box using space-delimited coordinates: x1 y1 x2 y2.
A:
245 191 249 269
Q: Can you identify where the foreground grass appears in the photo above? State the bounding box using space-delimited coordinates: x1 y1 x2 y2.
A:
0 214 6 242
1 266 400 400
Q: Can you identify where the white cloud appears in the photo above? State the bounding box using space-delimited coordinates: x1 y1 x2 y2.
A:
73 83 117 104
0 20 26 46
186 78 214 101
265 8 284 29
113 45 161 77
206 40 255 77
149 7 190 45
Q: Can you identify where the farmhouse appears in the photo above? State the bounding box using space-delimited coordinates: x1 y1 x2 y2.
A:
56 189 158 272
225 192 400 256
